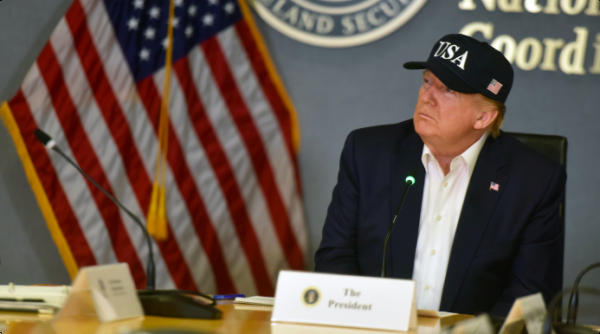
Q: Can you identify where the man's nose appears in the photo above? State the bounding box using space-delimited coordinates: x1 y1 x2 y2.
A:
420 86 436 105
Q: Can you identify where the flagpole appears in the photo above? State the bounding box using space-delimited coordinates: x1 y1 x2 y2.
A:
137 1 221 318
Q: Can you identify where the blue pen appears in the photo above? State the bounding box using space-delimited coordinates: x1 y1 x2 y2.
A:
213 294 246 300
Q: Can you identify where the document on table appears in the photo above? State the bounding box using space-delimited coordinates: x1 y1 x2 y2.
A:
417 309 456 318
234 296 275 306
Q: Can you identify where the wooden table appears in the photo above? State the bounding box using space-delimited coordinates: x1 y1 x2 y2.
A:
2 302 473 334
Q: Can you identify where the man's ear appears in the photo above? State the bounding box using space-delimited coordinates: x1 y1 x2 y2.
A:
474 108 498 130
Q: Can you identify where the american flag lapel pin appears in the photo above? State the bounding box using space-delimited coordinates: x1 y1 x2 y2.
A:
490 181 500 191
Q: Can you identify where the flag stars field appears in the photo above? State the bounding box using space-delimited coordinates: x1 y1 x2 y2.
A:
162 37 170 49
185 25 194 38
122 0 244 79
203 13 214 26
224 2 235 14
133 0 145 9
149 6 160 19
139 48 150 61
188 5 197 16
127 17 140 30
144 27 156 40
170 17 180 28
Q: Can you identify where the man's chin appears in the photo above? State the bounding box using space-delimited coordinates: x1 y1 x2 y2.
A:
414 120 436 140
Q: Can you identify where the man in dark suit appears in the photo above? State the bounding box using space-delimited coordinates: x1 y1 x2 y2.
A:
314 34 565 316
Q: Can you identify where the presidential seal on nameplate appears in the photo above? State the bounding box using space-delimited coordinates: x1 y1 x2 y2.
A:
271 270 417 331
248 0 428 48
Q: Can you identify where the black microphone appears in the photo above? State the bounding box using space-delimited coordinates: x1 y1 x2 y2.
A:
381 170 417 278
34 129 222 319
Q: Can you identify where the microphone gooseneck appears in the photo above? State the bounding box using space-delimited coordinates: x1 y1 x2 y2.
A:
34 129 156 290
35 128 223 319
381 170 417 278
543 286 600 334
566 262 600 324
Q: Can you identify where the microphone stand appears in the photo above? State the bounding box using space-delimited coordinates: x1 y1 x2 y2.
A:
35 129 221 319
381 174 415 278
543 286 600 334
566 262 600 324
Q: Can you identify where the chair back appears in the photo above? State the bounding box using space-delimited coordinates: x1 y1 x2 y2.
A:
506 132 567 167
505 131 568 297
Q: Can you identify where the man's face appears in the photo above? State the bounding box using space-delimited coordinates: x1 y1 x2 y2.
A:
413 70 482 147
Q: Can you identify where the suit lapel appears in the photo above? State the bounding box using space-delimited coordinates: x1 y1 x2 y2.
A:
389 130 426 279
439 135 508 311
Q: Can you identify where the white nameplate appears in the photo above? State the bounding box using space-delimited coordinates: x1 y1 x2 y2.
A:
271 271 417 331
57 263 144 323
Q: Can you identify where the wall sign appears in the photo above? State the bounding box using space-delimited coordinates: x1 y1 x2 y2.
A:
456 0 600 75
250 0 428 47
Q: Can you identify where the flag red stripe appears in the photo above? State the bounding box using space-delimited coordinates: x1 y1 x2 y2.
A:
65 0 197 291
158 225 198 290
136 77 236 293
234 21 302 195
201 37 305 271
174 57 273 295
9 90 97 268
37 42 147 288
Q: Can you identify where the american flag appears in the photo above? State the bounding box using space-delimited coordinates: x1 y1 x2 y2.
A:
1 0 307 296
487 79 503 95
490 181 500 191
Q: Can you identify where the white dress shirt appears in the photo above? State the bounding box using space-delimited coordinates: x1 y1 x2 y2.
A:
412 132 488 310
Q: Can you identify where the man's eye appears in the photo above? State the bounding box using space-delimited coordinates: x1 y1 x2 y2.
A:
446 87 454 93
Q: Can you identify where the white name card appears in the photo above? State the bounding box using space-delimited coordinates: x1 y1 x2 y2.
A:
57 263 144 323
271 271 417 332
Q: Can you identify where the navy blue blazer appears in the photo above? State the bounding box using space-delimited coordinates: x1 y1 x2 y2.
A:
315 119 566 316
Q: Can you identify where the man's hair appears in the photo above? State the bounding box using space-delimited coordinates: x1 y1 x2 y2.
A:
480 95 506 138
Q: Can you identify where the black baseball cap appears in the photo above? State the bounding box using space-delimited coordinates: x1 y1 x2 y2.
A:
404 34 514 103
